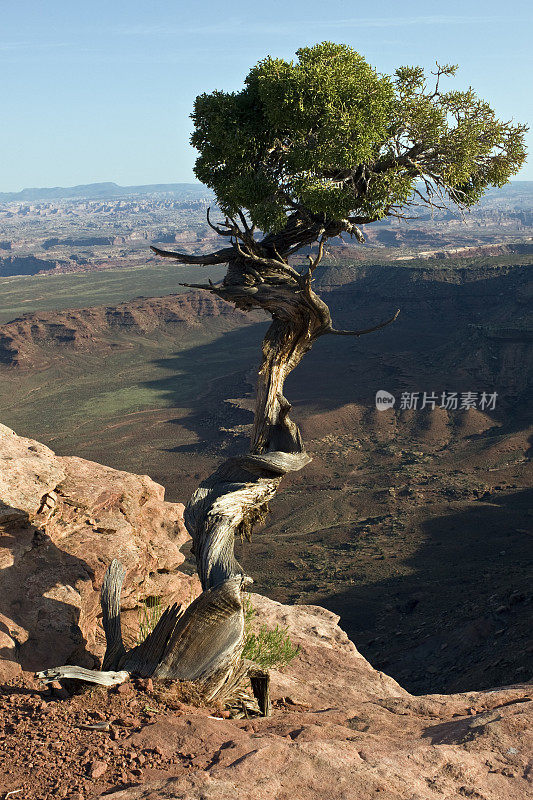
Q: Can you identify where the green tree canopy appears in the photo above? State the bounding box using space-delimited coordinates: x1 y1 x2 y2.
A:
191 42 527 236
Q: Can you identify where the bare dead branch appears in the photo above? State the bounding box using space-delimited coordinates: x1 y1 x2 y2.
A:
150 245 233 265
271 243 287 264
206 207 233 237
306 233 327 273
237 208 256 237
348 224 365 243
326 309 400 337
36 665 130 687
101 559 126 670
178 282 222 292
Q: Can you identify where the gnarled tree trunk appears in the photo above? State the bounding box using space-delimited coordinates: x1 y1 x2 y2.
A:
37 217 398 711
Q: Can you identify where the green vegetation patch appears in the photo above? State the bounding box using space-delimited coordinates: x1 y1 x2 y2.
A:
242 594 300 669
0 262 226 324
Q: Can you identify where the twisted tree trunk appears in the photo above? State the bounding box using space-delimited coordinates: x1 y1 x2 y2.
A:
37 218 398 711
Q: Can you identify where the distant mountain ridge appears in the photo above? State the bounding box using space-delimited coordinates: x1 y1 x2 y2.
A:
2 180 532 204
0 181 213 202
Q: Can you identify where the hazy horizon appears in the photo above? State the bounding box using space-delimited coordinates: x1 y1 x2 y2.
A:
2 178 531 201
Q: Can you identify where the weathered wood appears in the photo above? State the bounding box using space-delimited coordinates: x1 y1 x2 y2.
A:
153 576 246 701
249 666 271 717
36 211 398 705
35 666 129 687
121 602 184 676
101 559 126 670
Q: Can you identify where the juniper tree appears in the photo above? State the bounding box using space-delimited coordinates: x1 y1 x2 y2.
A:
146 42 527 699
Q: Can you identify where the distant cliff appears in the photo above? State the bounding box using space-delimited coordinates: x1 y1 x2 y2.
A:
0 291 258 368
0 255 62 278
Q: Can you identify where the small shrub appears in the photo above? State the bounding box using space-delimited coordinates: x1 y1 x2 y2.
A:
242 594 300 669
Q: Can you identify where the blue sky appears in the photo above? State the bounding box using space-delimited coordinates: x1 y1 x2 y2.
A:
1 0 532 191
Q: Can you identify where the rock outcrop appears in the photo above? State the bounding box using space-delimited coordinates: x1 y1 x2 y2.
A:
0 423 198 679
0 425 531 800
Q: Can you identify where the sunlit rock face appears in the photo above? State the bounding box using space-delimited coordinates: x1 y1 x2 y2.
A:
0 423 198 679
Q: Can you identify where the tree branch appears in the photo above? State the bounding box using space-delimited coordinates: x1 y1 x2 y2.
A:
233 237 301 280
206 207 233 237
36 666 130 687
178 282 219 290
237 209 256 237
326 309 400 336
306 233 327 273
150 245 234 265
101 559 126 670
